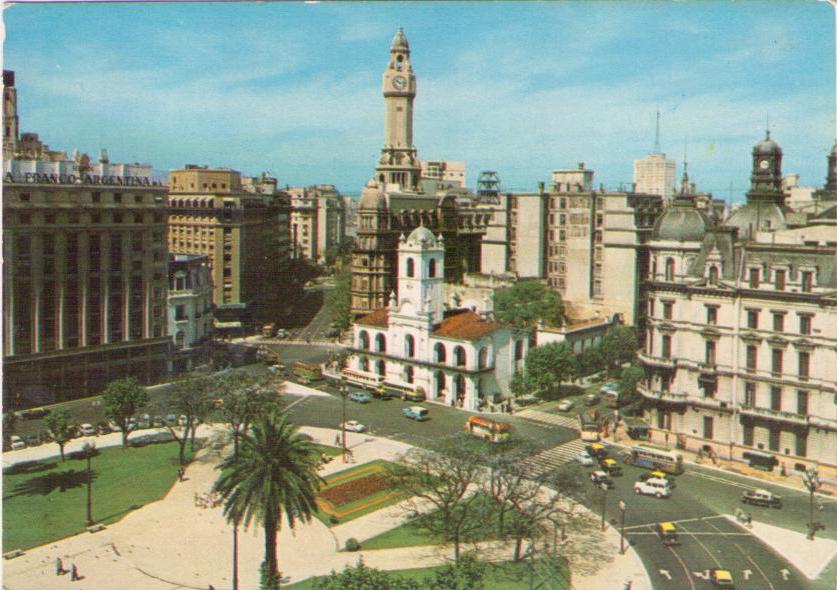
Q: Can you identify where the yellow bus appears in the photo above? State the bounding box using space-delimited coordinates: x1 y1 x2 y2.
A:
465 416 511 443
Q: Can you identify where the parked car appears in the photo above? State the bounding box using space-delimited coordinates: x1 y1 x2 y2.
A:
710 568 735 588
18 407 50 420
79 423 98 436
583 393 600 406
24 433 41 447
348 391 372 404
575 450 595 466
276 328 288 339
402 406 429 421
10 435 26 450
590 470 614 489
741 488 782 508
97 422 112 434
557 399 574 412
598 457 623 476
340 420 366 433
515 395 539 407
585 443 608 458
633 477 672 498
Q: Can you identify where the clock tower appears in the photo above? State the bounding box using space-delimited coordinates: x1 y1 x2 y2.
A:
746 129 784 204
376 28 421 191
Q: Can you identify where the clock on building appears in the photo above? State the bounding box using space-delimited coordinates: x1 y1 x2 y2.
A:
759 159 770 170
392 75 407 91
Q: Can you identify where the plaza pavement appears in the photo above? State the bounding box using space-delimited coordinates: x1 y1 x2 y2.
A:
3 385 649 590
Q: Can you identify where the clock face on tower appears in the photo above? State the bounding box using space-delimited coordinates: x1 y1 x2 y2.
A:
759 159 770 170
392 75 407 91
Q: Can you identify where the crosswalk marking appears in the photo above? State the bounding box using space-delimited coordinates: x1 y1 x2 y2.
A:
515 408 579 430
519 438 588 477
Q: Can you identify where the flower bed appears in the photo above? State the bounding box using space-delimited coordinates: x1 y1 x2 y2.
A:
318 472 389 507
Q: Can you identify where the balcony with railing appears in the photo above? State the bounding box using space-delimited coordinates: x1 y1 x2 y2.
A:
638 351 676 369
739 405 809 426
638 384 687 404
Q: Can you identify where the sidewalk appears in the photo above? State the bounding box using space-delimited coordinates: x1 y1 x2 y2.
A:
2 427 650 590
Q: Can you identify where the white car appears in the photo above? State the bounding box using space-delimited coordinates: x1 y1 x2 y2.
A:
79 423 98 436
633 477 672 498
10 435 26 450
575 450 595 466
340 420 366 433
557 400 574 412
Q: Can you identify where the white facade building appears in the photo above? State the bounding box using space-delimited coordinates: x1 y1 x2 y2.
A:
345 226 529 411
634 153 676 203
168 254 214 373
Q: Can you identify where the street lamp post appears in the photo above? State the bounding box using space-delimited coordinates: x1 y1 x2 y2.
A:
83 441 96 526
803 466 822 540
600 483 608 531
618 500 627 554
340 381 348 463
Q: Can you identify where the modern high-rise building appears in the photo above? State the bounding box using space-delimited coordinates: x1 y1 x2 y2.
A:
350 29 485 316
639 133 837 475
633 111 677 202
167 166 290 333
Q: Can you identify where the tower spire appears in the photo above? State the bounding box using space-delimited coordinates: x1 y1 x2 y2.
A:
653 109 661 154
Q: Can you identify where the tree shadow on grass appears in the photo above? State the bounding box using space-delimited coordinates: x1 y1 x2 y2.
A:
3 460 58 476
4 469 97 500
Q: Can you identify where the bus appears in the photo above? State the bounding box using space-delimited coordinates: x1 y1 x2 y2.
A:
465 416 511 443
292 361 323 384
341 368 384 390
383 384 426 402
622 445 684 475
578 410 602 442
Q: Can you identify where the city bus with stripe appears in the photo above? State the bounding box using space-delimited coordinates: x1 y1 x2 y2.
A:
622 445 684 475
465 416 511 443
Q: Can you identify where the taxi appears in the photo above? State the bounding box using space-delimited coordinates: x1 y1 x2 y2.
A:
710 568 735 588
638 470 676 488
655 522 679 546
585 443 608 458
599 457 623 476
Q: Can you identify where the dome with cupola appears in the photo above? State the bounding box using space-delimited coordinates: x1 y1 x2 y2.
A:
754 130 781 155
652 196 712 242
391 27 409 50
406 225 438 247
359 178 386 210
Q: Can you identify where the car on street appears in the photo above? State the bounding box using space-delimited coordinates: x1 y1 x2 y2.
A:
18 407 50 420
633 477 672 498
638 470 676 487
741 488 782 508
96 422 112 434
583 393 600 406
79 423 98 436
402 406 429 421
656 522 679 546
575 450 595 466
276 328 288 339
585 443 608 458
598 457 623 476
24 433 41 447
340 420 366 433
348 391 372 404
590 470 614 489
710 568 735 588
10 435 26 450
557 399 574 412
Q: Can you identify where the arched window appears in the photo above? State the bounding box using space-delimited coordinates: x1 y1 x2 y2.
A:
708 266 719 285
404 365 414 384
435 371 445 397
665 258 675 282
360 357 369 372
376 359 386 376
405 334 415 358
359 330 370 350
375 333 386 353
454 374 466 398
428 258 437 278
454 346 466 367
514 340 524 361
478 347 488 369
406 257 415 277
434 342 446 363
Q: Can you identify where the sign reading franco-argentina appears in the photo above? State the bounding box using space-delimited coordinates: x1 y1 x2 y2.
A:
4 172 162 187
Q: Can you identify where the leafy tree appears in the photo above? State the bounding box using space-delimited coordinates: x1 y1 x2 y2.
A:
509 371 536 399
313 559 420 590
213 411 323 590
388 434 487 561
217 373 280 454
3 411 18 448
101 377 149 447
618 364 645 411
325 266 352 333
576 345 604 378
423 552 485 590
44 409 75 461
519 343 577 398
494 280 563 328
160 376 213 465
601 325 638 376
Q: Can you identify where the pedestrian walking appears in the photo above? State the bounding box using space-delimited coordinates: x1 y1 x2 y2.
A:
55 557 65 575
71 564 80 581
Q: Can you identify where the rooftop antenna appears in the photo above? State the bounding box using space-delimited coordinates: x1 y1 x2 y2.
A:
654 109 662 154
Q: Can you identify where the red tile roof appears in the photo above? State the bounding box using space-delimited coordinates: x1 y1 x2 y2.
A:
355 307 389 327
432 310 501 341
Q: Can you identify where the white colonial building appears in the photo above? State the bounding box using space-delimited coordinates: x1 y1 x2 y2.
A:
345 226 529 411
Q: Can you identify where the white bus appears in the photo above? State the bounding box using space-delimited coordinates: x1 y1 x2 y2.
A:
622 445 684 475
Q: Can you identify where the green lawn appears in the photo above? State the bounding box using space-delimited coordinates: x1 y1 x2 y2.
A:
3 441 190 551
361 494 513 551
314 460 406 527
283 559 570 589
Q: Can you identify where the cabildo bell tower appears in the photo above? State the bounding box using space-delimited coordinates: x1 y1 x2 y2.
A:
376 28 421 191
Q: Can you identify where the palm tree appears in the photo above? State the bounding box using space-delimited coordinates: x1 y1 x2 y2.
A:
213 411 324 590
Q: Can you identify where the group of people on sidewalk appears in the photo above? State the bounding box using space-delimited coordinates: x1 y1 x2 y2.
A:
55 557 82 582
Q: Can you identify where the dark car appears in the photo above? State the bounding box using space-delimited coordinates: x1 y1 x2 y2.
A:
590 470 614 489
741 489 782 508
18 407 50 420
585 443 608 459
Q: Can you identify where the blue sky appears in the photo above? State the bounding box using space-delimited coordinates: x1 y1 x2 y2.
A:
3 1 835 200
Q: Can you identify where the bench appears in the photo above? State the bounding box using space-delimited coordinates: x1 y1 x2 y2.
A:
86 524 106 533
